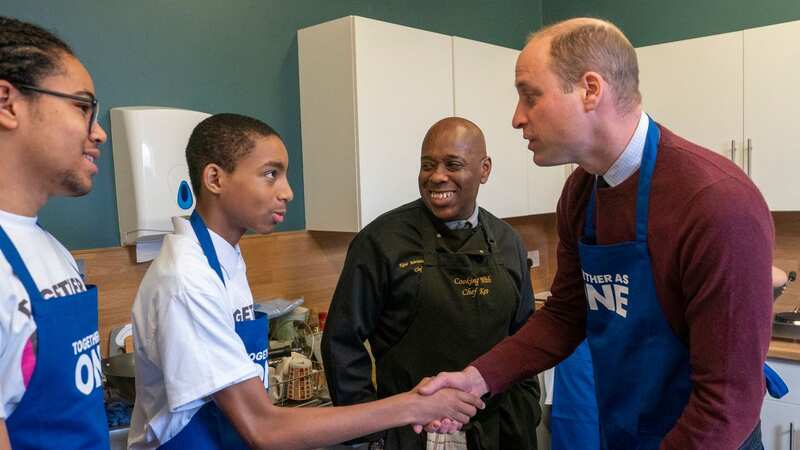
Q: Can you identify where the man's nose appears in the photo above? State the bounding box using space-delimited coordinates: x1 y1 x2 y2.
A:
512 100 526 129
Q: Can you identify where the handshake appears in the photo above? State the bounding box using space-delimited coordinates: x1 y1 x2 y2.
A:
408 366 490 435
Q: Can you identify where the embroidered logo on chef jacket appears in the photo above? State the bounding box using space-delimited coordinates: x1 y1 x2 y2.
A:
71 330 103 395
582 270 630 318
399 258 425 273
453 274 492 298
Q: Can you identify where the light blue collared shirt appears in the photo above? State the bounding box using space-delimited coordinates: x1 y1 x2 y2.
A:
444 205 479 230
602 111 649 187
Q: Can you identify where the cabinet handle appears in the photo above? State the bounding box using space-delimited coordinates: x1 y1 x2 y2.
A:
790 422 794 450
746 138 753 177
730 139 737 162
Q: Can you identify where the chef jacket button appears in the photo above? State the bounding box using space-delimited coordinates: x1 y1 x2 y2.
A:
479 250 484 254
436 233 441 238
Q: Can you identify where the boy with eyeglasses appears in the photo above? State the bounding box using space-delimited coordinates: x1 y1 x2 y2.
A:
0 16 109 450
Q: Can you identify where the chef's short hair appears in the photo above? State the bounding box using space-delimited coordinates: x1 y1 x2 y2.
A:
530 18 641 114
0 16 74 91
186 113 282 198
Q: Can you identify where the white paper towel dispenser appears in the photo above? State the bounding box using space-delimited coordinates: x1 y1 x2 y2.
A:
110 107 211 255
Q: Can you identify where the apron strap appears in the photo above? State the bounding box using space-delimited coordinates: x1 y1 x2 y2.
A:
582 117 661 243
634 116 661 242
583 183 599 241
478 208 504 267
189 211 226 286
0 225 44 302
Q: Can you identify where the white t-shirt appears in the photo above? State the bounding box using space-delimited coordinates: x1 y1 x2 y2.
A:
128 217 262 450
0 209 86 419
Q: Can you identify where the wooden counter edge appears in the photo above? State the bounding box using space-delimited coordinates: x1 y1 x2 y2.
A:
768 339 800 362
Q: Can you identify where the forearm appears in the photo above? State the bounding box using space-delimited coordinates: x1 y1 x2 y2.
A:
473 305 585 394
0 420 9 450
256 392 419 449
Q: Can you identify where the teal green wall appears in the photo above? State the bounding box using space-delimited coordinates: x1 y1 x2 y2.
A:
542 0 800 46
5 1 542 250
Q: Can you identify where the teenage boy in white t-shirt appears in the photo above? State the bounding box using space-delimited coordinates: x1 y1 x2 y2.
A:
128 113 484 450
0 16 110 450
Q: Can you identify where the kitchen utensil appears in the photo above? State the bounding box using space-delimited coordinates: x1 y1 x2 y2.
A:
102 353 136 403
268 366 285 404
287 354 313 401
772 271 799 340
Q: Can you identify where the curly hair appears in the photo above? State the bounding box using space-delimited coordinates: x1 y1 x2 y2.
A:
186 113 282 198
0 16 74 92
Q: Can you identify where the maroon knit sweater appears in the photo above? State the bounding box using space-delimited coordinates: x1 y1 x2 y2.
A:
473 126 774 449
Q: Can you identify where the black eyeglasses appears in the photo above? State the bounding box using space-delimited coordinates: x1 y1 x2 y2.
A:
16 84 100 135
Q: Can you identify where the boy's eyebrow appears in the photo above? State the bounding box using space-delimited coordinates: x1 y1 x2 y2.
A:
74 90 96 100
262 160 286 170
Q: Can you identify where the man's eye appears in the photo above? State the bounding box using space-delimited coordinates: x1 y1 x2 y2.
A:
76 103 91 113
446 163 463 171
264 170 277 180
421 163 435 171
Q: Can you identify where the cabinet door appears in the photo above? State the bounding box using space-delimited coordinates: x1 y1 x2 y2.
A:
762 399 799 450
744 20 800 211
636 32 743 162
453 37 529 218
298 17 360 232
354 17 454 227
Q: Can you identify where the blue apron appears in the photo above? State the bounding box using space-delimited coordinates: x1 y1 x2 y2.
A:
159 211 269 449
551 340 599 450
0 225 109 450
576 117 782 449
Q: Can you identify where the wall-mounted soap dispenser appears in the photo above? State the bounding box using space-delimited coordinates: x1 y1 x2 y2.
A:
110 107 210 259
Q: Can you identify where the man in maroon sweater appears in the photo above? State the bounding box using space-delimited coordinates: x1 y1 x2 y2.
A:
418 17 774 450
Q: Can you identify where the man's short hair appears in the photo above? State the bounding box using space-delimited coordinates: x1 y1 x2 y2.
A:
186 113 281 197
531 18 641 113
0 16 74 91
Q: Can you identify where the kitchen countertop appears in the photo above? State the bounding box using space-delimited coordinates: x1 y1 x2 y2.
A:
768 292 800 361
768 339 800 361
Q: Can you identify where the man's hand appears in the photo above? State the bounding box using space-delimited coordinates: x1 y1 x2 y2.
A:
412 366 489 434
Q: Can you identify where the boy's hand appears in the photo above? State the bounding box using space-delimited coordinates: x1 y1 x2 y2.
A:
412 367 489 433
410 387 484 432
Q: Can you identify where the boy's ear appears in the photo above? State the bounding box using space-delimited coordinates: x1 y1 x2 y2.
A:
202 163 226 195
0 81 21 131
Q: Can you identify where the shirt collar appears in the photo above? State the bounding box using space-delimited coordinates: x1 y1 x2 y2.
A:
0 208 38 227
444 205 480 230
171 216 242 281
602 111 649 187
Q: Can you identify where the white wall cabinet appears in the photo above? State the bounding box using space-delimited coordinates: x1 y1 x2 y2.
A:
453 37 528 219
452 37 564 218
298 16 453 232
637 32 743 161
636 20 800 211
762 358 799 450
743 20 800 211
299 17 564 232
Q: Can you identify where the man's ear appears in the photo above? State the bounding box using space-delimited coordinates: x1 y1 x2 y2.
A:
479 156 492 184
0 80 21 131
580 71 604 112
202 163 226 196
